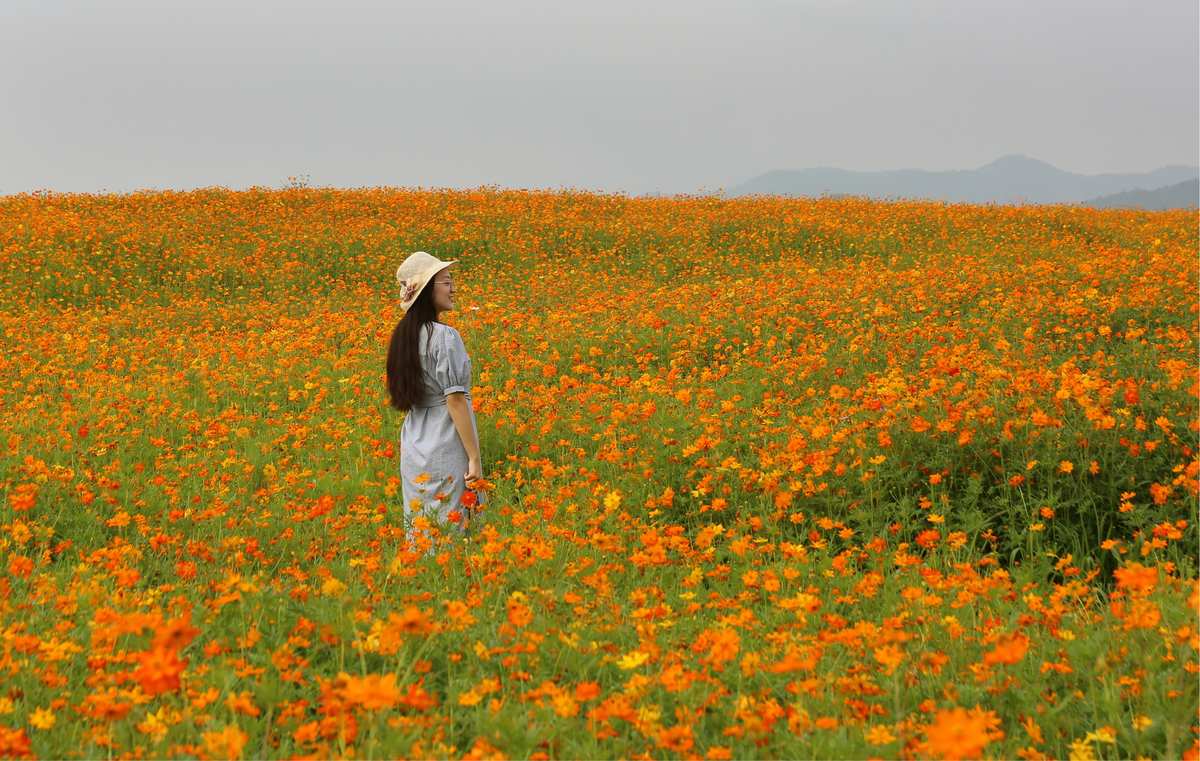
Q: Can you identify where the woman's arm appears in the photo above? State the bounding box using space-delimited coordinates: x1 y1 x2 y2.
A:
445 392 482 482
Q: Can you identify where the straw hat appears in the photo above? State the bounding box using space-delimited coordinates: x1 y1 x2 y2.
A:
395 251 456 312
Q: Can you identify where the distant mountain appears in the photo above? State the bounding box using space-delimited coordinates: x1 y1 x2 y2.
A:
730 155 1200 205
1082 179 1199 210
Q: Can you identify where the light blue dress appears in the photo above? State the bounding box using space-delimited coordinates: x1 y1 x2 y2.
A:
399 322 481 544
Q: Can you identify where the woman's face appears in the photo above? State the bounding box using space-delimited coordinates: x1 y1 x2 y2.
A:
431 268 455 314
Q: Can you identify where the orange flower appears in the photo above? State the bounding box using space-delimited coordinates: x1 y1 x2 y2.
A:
506 593 533 628
225 690 261 717
293 721 320 746
0 727 33 760
872 644 904 675
703 628 740 670
82 689 133 722
656 723 694 753
1149 482 1173 505
153 614 200 652
388 606 433 635
573 681 601 701
1115 598 1162 630
922 705 1004 760
133 646 187 696
338 672 403 710
983 632 1030 667
7 484 36 513
1113 563 1158 596
916 529 941 549
6 555 33 579
443 599 477 629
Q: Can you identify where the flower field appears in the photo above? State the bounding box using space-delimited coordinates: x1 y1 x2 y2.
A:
0 187 1197 759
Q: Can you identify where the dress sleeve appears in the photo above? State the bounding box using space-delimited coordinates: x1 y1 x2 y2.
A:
434 326 471 396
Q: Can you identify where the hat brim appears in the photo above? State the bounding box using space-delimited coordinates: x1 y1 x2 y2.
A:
398 259 458 311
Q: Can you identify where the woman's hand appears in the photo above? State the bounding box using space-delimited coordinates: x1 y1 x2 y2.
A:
465 457 483 486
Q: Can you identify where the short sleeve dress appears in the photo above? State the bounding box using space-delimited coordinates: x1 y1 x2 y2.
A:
399 322 481 543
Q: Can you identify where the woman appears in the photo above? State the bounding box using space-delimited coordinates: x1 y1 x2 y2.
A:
386 251 483 546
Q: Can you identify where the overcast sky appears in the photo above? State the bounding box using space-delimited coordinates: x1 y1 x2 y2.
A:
2 0 1196 195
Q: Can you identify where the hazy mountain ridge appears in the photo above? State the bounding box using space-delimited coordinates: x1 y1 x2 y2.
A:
730 155 1200 205
1083 179 1198 210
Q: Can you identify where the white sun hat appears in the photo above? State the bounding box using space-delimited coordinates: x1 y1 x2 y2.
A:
395 251 456 312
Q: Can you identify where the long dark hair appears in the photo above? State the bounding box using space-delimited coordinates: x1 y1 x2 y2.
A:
386 280 439 411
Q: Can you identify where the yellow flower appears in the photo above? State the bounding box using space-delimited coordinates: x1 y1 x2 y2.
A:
458 677 500 707
321 577 346 597
1068 737 1097 761
616 650 650 670
635 703 661 725
137 706 173 740
202 724 248 760
551 693 579 718
1085 726 1116 744
29 707 55 730
10 521 31 545
458 690 484 707
866 725 896 745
